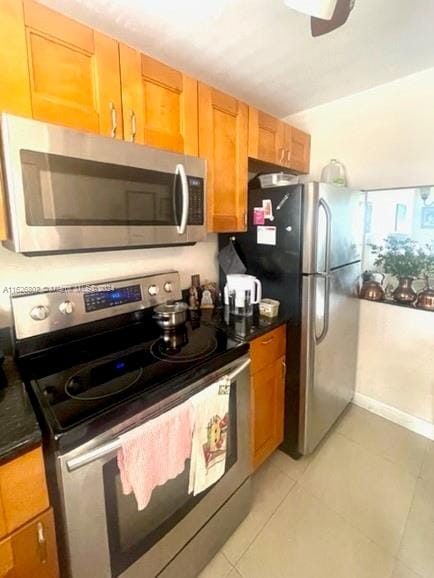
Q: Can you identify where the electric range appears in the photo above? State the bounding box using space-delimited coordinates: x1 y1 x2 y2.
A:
23 320 246 447
11 271 252 578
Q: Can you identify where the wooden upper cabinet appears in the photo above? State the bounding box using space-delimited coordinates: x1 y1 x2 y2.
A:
0 0 31 117
248 105 311 174
23 0 123 137
248 107 284 166
283 124 311 173
119 44 198 154
287 125 311 173
199 83 248 232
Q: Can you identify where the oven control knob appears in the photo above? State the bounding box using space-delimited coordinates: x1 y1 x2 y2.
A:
59 300 74 316
148 284 159 296
30 305 49 321
164 282 173 293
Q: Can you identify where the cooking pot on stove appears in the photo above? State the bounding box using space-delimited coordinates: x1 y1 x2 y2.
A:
153 301 188 329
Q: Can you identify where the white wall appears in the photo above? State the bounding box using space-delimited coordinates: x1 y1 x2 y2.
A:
357 301 434 426
287 67 434 430
0 236 218 327
286 67 434 190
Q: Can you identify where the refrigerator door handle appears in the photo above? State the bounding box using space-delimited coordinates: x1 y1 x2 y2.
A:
314 198 332 344
318 197 332 275
314 272 331 344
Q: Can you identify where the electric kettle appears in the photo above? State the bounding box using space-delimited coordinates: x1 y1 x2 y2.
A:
224 274 262 316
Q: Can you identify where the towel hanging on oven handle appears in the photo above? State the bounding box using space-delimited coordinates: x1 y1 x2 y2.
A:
65 357 251 472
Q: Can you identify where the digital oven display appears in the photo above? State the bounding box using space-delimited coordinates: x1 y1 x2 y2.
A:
84 284 142 312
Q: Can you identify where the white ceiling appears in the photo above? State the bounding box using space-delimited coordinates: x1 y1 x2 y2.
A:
39 0 434 117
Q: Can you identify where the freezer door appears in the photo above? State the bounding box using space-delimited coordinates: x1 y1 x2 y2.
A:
299 261 360 455
302 182 364 274
219 184 303 320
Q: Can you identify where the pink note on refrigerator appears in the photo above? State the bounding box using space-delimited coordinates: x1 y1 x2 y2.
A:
253 207 265 225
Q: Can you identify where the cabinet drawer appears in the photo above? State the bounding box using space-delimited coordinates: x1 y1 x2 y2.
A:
0 537 14 577
0 447 49 537
11 509 59 578
0 508 59 578
250 325 286 375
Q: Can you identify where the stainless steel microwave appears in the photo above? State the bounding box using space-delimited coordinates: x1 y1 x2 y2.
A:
0 114 207 254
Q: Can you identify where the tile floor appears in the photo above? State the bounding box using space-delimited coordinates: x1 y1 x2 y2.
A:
199 404 434 578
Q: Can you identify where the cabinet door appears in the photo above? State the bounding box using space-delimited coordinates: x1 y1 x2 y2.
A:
0 0 32 241
0 538 15 578
284 124 311 173
248 107 284 165
119 45 198 154
12 509 58 578
251 355 286 470
0 0 31 117
23 0 123 137
0 447 49 536
199 83 248 232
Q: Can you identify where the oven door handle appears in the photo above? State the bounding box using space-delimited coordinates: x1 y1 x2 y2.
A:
66 438 122 472
65 357 251 473
227 357 251 381
175 163 189 235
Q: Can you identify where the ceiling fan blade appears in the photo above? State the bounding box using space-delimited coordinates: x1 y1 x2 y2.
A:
311 0 354 36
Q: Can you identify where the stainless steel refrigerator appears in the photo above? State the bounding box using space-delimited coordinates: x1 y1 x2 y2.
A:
219 181 363 457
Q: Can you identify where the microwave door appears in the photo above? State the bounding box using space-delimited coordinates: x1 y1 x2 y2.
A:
1 114 206 253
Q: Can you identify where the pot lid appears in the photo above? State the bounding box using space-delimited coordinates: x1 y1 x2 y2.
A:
153 300 188 315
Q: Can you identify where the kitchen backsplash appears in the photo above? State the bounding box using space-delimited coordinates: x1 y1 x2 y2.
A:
0 235 218 328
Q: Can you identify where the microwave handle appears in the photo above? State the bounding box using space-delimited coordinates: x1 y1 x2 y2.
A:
175 163 189 235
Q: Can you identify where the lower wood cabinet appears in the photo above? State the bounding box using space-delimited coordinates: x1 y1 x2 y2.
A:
251 355 286 470
0 508 58 578
0 447 49 537
250 325 287 470
0 447 58 578
0 510 59 578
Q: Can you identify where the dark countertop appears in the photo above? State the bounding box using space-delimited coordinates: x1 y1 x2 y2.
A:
0 357 41 465
201 307 287 342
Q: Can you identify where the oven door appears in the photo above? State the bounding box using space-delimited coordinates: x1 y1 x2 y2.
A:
1 114 206 253
58 355 251 578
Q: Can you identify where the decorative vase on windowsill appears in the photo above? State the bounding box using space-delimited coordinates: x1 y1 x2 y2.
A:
370 236 425 306
393 277 417 304
416 250 434 311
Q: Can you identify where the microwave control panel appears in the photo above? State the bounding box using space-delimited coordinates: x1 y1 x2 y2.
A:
188 177 204 225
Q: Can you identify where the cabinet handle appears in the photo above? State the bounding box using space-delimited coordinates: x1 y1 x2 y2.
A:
261 337 274 345
36 522 48 564
286 150 291 164
244 210 247 228
279 148 285 164
130 110 137 142
109 102 117 138
282 358 286 380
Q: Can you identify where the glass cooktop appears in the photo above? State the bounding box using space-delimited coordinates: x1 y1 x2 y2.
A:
27 321 241 432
